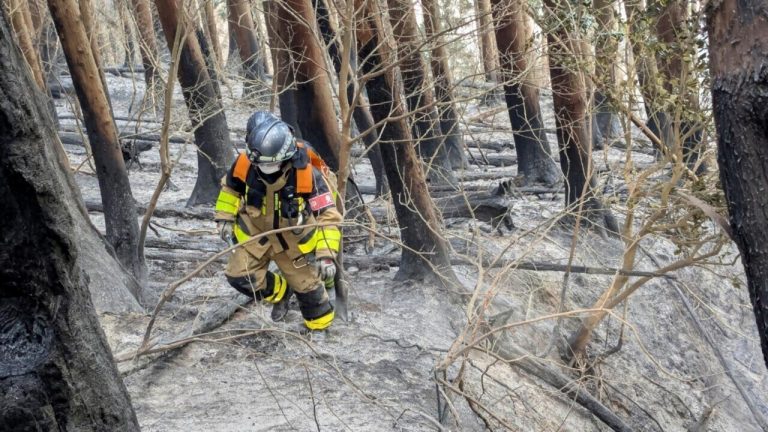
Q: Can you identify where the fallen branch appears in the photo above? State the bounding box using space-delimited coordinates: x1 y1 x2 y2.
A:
84 199 215 220
491 339 633 432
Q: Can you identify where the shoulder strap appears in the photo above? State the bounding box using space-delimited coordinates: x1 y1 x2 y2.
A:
296 165 313 194
233 153 251 182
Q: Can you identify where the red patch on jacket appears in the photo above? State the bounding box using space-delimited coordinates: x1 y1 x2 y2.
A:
309 192 334 211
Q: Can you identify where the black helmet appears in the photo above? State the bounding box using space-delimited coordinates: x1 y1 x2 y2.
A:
245 115 297 163
245 111 280 141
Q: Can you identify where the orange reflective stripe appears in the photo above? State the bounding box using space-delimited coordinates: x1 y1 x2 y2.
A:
233 153 251 182
296 165 313 194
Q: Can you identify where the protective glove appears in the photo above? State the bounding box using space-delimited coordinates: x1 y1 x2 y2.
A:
217 221 234 245
316 257 336 280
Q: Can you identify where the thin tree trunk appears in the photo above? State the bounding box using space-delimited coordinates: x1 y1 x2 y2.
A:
0 11 141 427
592 0 622 147
655 0 706 174
543 0 617 232
387 0 457 187
227 0 266 98
129 0 161 91
624 0 668 153
313 0 388 195
271 0 342 169
263 0 300 133
355 0 456 284
203 0 221 69
119 0 137 67
422 0 467 169
155 0 234 206
47 0 147 283
491 0 560 186
250 0 269 74
6 0 44 88
476 0 497 83
708 0 768 370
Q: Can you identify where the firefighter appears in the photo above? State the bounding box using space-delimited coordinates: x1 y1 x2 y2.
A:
214 112 342 330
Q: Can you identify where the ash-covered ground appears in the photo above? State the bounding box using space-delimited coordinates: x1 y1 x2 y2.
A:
57 70 768 431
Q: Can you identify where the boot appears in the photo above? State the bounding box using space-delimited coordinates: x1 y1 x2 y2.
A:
270 285 293 322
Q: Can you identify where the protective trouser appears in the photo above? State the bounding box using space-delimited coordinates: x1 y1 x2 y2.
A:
225 245 334 330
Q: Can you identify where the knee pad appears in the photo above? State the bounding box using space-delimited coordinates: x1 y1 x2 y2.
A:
295 284 334 330
226 271 288 303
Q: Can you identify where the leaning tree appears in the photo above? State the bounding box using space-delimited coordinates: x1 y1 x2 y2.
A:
708 0 768 370
0 9 140 428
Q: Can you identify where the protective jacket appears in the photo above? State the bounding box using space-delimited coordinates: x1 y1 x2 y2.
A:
214 143 343 262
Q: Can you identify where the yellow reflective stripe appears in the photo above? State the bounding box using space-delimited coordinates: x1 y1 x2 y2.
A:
264 274 288 303
297 227 341 254
215 190 240 215
233 223 250 243
305 310 334 330
317 227 341 252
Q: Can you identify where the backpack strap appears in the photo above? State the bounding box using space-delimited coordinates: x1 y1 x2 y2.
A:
296 165 314 194
233 153 251 182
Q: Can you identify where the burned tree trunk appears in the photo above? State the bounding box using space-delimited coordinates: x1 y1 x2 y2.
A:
0 11 140 429
543 0 616 232
421 0 467 169
155 0 234 206
387 0 457 187
269 0 343 170
48 0 147 283
129 0 161 91
313 0 388 195
355 0 456 284
227 0 266 98
708 0 768 369
491 0 560 186
655 0 706 174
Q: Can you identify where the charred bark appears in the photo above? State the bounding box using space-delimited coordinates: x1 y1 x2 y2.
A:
155 0 234 206
707 0 768 369
387 0 457 187
421 0 467 169
491 0 560 186
543 0 617 233
355 0 456 284
227 0 266 98
48 0 147 283
313 0 388 195
0 11 140 428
